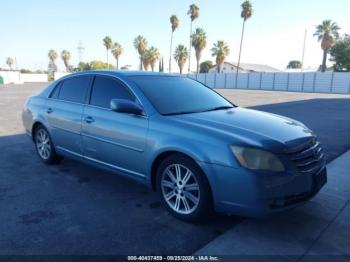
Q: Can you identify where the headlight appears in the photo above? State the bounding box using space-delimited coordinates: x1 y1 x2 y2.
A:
230 146 285 172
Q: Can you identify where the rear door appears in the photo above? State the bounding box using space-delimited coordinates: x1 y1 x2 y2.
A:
46 75 92 155
81 75 148 177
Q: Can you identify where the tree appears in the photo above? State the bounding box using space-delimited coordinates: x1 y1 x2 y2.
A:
314 20 340 72
199 60 213 73
6 57 14 70
142 49 151 71
330 35 350 72
61 50 71 72
237 0 253 73
211 41 230 73
48 50 58 72
103 36 113 69
111 42 123 70
187 4 199 72
90 60 114 70
134 35 148 70
169 15 179 72
148 46 160 71
191 28 207 73
287 60 302 69
174 44 188 74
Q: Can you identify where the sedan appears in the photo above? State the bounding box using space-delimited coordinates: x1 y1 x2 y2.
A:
22 71 327 221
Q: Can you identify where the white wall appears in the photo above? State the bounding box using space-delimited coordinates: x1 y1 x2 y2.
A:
20 73 47 82
0 71 48 84
54 72 70 81
0 71 22 84
188 72 350 94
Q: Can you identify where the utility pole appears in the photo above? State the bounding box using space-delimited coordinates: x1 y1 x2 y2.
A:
301 30 307 72
77 41 85 64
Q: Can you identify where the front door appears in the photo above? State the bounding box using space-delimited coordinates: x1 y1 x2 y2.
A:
81 75 148 177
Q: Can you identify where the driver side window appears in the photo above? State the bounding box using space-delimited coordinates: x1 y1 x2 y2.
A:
90 76 135 109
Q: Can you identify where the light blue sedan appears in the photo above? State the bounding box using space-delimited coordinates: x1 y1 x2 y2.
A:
22 71 327 221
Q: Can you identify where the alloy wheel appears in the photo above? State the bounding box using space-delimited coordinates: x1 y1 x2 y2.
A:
35 128 51 160
161 164 200 215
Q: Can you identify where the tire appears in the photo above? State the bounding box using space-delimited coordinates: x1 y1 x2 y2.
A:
156 153 213 222
34 125 61 165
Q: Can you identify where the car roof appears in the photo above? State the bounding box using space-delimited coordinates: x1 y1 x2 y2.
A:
67 70 180 79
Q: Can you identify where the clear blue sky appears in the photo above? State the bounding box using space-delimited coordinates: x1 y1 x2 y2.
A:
1 0 349 72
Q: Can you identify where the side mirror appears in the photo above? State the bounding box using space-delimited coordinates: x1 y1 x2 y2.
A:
110 99 144 115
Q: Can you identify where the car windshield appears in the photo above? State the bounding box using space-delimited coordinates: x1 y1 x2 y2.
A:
129 76 234 115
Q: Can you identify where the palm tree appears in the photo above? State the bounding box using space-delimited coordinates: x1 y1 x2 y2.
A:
211 41 230 73
148 46 160 71
111 42 123 70
48 49 58 71
236 0 253 73
191 28 207 73
169 15 179 72
174 44 188 74
103 36 113 69
134 35 148 70
61 50 71 72
314 20 340 72
187 4 199 72
6 57 14 70
142 50 151 71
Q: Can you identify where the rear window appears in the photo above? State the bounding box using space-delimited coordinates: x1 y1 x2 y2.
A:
58 76 91 103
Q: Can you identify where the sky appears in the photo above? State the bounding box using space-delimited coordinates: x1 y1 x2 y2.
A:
1 0 350 72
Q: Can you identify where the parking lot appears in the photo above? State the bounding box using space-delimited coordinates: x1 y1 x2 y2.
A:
1 83 350 255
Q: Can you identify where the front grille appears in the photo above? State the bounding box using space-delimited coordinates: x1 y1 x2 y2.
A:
286 138 325 175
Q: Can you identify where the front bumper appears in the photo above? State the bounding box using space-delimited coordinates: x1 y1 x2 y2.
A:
197 161 327 217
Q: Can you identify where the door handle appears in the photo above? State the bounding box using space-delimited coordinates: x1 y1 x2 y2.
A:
46 108 53 114
84 116 95 123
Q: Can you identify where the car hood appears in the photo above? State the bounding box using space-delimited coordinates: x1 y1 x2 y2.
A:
169 107 314 152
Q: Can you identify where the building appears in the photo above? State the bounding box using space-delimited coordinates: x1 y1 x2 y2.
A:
208 62 281 73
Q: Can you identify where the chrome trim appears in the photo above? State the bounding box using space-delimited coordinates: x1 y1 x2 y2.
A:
56 146 146 178
81 133 144 152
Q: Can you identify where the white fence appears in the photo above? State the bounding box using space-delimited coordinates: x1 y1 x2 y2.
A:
0 71 48 84
188 72 350 94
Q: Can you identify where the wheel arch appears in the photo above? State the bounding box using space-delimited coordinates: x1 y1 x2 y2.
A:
150 149 213 197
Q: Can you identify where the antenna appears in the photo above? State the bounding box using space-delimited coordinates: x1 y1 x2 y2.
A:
77 41 85 64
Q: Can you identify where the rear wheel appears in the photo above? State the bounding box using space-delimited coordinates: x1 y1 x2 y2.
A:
34 125 61 164
157 154 213 222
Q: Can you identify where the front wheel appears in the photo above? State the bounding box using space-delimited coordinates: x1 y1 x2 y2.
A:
34 125 61 164
157 154 213 222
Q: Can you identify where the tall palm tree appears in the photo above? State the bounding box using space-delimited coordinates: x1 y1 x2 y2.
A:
48 49 58 71
6 57 14 70
61 50 71 72
237 0 253 73
169 15 179 72
174 44 188 74
211 41 230 73
148 46 160 71
142 49 151 71
111 42 123 70
314 20 340 72
103 36 113 69
187 4 199 72
191 28 207 73
134 35 148 70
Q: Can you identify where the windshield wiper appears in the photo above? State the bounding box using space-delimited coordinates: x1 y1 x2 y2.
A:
203 106 234 112
163 111 198 116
